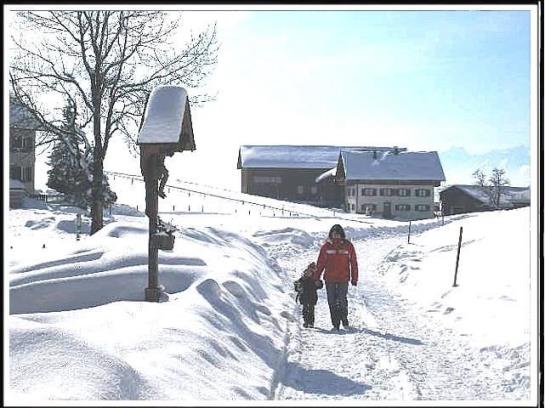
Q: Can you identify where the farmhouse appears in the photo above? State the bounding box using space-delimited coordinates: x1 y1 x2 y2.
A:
439 185 530 215
9 97 41 207
237 145 405 207
335 149 446 220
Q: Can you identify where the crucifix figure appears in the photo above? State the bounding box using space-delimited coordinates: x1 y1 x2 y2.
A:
140 150 173 217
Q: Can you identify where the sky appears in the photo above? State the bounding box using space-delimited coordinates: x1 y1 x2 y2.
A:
6 6 534 192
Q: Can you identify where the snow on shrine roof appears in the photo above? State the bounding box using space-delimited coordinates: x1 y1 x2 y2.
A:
138 86 190 144
238 145 404 169
340 150 446 181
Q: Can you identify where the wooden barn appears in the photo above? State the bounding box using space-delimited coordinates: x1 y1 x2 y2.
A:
439 185 530 215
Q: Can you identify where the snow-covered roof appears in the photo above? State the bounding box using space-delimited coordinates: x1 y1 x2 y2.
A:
10 179 26 190
137 86 195 150
315 167 336 183
10 97 41 130
443 185 530 206
339 150 446 182
238 145 405 169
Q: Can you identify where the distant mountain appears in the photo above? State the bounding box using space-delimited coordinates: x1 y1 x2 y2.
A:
438 145 531 187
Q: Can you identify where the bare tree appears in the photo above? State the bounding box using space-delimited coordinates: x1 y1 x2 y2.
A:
472 168 494 206
488 167 510 208
10 10 218 234
472 169 487 187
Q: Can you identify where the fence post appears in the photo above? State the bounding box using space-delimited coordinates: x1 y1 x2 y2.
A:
442 212 444 226
453 226 463 287
76 213 81 241
408 220 412 244
173 205 175 212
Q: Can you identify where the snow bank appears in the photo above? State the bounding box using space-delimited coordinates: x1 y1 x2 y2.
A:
378 207 531 347
9 213 293 401
8 181 534 402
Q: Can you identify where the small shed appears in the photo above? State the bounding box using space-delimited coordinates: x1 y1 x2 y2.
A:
439 185 530 215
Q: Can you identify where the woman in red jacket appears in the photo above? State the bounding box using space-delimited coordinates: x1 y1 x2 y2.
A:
314 224 358 330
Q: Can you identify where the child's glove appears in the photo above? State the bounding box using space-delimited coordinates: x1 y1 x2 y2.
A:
294 281 302 292
315 280 324 289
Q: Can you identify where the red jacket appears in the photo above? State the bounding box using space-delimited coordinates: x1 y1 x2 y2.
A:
314 238 358 284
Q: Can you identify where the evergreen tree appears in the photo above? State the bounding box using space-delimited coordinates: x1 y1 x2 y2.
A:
47 100 117 210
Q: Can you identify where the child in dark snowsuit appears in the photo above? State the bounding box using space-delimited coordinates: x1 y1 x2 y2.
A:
294 262 323 328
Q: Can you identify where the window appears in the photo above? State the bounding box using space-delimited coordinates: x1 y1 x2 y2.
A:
11 136 23 150
415 189 431 197
10 166 22 181
297 185 304 194
395 204 411 211
398 188 411 197
351 203 355 211
23 167 33 182
23 137 33 151
415 204 430 212
380 188 394 196
310 186 317 195
362 188 377 196
10 134 33 152
253 176 281 184
361 204 377 211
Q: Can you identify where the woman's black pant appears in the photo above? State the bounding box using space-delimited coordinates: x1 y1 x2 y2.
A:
325 282 349 327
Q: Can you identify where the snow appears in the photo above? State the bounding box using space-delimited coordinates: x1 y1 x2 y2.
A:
137 86 190 145
238 145 404 169
6 177 535 403
340 150 446 181
315 167 336 183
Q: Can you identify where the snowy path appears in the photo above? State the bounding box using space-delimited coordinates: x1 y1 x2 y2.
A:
272 234 527 401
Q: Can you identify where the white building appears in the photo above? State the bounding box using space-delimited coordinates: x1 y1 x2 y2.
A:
335 149 446 220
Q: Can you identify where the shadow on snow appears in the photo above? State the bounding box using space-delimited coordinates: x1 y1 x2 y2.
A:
282 361 371 396
313 327 424 346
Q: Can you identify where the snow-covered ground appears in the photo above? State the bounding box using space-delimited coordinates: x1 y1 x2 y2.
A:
6 178 536 404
